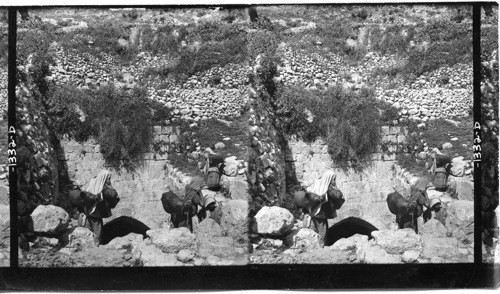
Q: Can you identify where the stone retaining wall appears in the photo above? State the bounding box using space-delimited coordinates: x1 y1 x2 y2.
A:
58 125 189 230
247 89 286 213
285 126 409 229
47 46 249 121
276 44 472 121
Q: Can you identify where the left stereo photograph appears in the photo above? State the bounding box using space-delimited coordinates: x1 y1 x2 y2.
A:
15 7 250 267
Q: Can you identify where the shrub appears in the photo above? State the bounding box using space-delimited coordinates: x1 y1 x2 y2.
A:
58 22 137 64
44 85 95 142
314 21 353 55
481 26 499 61
17 25 55 65
45 84 157 171
247 30 281 61
352 8 369 20
406 20 471 76
141 25 180 56
146 21 248 81
275 85 383 170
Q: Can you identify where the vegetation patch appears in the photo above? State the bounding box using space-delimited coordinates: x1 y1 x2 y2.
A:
396 116 473 175
274 84 396 170
163 114 249 176
44 84 162 171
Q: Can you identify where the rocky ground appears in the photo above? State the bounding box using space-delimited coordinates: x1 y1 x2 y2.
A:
250 189 475 264
19 195 250 267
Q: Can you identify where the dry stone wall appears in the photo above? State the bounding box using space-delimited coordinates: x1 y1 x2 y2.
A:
247 93 286 212
246 61 287 213
276 45 472 121
47 45 249 121
0 68 6 117
16 82 60 211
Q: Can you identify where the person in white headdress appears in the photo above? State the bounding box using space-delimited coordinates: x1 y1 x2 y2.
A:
82 170 116 246
304 170 345 247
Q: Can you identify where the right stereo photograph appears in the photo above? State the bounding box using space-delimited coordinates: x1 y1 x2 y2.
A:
247 3 482 264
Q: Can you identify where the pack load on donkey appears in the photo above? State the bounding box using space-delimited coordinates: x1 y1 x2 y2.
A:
204 153 224 190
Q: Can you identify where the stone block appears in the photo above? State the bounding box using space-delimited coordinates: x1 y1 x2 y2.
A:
372 229 422 254
397 135 408 144
382 153 396 161
161 126 173 135
31 205 70 236
357 245 401 264
169 134 180 144
252 206 294 236
147 227 196 254
389 126 401 135
155 153 168 160
133 243 182 266
381 126 390 135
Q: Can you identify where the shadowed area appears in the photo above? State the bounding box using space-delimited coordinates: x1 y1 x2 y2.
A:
101 216 150 245
325 217 378 246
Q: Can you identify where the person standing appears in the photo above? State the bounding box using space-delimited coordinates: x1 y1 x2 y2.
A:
83 170 119 246
305 171 345 247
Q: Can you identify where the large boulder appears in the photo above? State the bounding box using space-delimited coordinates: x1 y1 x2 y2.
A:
62 227 95 249
357 245 401 264
253 206 294 236
421 237 459 260
372 229 422 254
147 227 196 254
450 157 466 177
446 200 474 243
132 243 183 266
176 249 195 263
104 233 144 250
419 219 448 238
31 205 70 236
328 234 369 251
223 156 239 177
426 189 445 201
0 205 9 247
292 228 320 249
402 250 420 263
220 199 249 244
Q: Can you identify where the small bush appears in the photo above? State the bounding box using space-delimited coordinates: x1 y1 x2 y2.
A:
141 24 180 56
45 84 158 171
17 24 55 65
275 85 384 170
122 9 140 20
247 30 281 61
58 22 137 64
352 8 369 20
406 20 472 76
